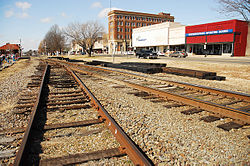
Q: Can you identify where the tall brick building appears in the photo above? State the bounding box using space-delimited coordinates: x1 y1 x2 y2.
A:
108 10 174 54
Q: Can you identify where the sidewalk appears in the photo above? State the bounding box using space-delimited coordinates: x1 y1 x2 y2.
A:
187 54 250 60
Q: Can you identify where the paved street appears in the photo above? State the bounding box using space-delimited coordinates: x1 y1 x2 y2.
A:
92 54 250 65
162 56 250 65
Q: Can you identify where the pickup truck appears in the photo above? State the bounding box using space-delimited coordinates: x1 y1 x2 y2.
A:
136 50 157 59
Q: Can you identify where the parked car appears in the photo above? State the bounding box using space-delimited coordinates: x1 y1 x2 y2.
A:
169 51 188 58
126 51 135 55
136 50 157 59
156 51 165 56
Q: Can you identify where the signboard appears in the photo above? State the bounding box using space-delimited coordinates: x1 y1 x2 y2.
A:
132 27 169 47
186 29 233 37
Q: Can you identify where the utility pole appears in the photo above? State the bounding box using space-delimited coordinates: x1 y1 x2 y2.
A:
19 38 22 57
44 41 47 55
110 0 115 63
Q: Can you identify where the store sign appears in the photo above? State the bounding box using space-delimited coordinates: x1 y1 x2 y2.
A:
186 29 233 37
136 36 147 41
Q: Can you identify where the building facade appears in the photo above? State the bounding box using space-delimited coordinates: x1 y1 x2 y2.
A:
132 19 249 56
0 43 20 54
108 10 174 54
132 22 185 52
69 34 109 55
186 20 249 57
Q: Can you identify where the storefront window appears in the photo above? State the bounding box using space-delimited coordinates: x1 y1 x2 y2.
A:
223 43 232 53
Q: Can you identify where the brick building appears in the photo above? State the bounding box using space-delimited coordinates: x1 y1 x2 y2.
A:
0 43 20 54
108 10 174 54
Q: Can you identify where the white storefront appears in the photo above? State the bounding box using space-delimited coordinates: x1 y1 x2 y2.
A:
132 22 185 52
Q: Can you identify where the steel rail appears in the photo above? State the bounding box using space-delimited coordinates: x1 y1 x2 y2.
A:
58 60 250 102
14 64 48 166
63 65 153 166
67 64 250 124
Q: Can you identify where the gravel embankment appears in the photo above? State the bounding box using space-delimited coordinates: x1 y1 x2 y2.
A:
0 58 39 130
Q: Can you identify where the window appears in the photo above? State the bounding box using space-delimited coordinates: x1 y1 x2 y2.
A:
117 27 123 32
120 21 123 26
117 34 123 39
117 15 123 19
223 43 232 53
110 22 113 26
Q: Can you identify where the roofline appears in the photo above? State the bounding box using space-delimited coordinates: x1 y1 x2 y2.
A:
186 19 247 27
108 10 174 19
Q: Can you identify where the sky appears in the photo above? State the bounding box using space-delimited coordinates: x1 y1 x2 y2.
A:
0 0 244 51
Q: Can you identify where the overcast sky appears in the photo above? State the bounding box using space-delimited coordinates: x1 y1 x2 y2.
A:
0 0 244 51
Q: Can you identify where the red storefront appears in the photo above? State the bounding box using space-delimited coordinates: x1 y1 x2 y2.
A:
185 20 248 56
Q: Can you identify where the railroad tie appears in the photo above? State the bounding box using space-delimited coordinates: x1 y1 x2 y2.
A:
217 122 243 131
39 148 126 166
46 104 92 111
181 108 203 115
200 116 221 122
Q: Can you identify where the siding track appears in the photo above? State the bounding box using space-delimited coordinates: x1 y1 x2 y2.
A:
54 60 249 127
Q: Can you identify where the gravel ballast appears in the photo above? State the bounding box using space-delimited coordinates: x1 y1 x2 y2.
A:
78 74 249 165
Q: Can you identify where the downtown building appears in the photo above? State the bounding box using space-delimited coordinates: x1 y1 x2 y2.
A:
132 19 250 56
108 10 174 54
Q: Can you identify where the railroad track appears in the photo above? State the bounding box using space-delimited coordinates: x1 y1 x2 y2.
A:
50 59 249 130
1 61 153 165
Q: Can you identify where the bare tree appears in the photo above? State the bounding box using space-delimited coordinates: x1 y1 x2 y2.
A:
64 21 104 56
217 0 250 22
38 40 45 55
44 24 65 55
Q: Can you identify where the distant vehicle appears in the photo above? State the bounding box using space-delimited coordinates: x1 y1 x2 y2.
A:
136 50 157 59
156 51 165 56
169 51 188 58
126 51 134 55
